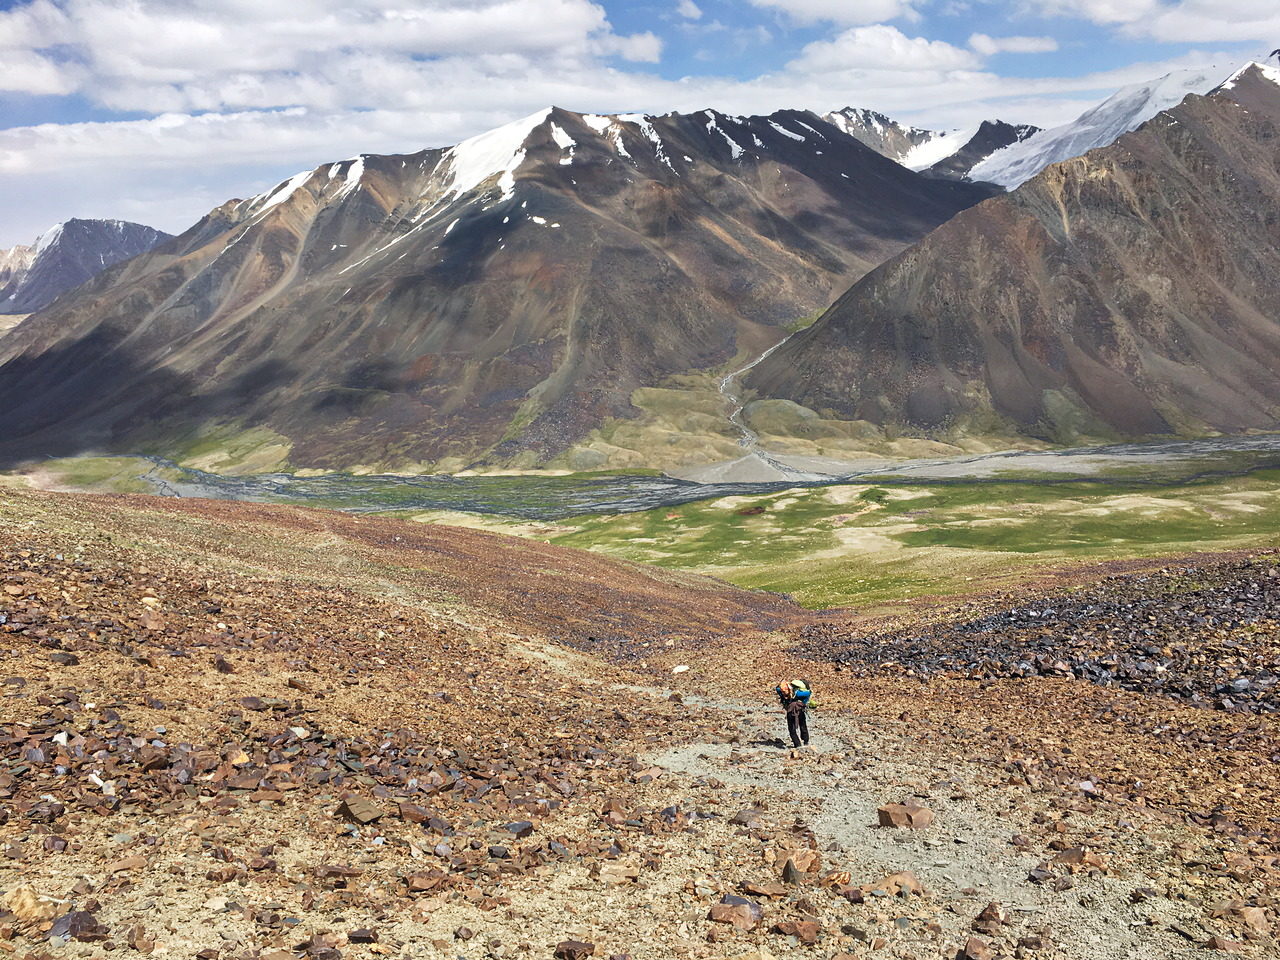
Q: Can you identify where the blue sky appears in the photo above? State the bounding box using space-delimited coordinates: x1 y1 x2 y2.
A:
0 0 1273 246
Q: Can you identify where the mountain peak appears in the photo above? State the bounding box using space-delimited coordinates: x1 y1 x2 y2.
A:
1218 60 1280 92
1 218 171 315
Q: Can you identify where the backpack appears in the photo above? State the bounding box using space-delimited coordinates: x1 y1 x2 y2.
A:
792 680 812 706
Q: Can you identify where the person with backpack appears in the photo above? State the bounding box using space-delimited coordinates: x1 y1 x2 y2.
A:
776 680 813 749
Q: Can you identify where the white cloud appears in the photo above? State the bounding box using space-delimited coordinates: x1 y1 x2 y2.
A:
969 33 1059 55
1028 0 1280 41
0 50 80 94
0 0 1259 244
1028 0 1157 23
603 31 664 63
1135 0 1280 42
748 0 921 26
0 0 639 107
676 0 702 19
792 24 983 72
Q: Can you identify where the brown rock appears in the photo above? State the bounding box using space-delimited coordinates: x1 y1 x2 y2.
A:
398 803 431 823
337 797 383 824
771 920 821 945
740 880 787 898
105 854 148 873
708 896 763 932
956 937 993 960
555 940 595 960
3 886 59 925
405 872 444 893
861 871 923 898
1052 847 1107 873
1205 937 1244 953
877 802 934 829
591 861 640 884
125 924 155 953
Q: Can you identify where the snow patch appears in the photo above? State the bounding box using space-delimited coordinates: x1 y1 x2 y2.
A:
550 122 576 165
900 127 977 171
970 64 1234 188
618 113 674 169
768 121 806 142
334 157 365 200
33 222 65 256
255 169 313 215
443 107 550 201
707 116 745 159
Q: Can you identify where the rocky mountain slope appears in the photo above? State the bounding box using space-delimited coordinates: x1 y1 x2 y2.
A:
823 108 1039 179
748 63 1280 445
0 219 170 315
0 108 994 472
1 480 1276 957
969 64 1230 188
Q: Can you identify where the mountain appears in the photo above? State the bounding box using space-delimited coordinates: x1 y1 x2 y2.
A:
969 64 1231 188
926 120 1040 180
0 219 171 314
822 107 937 166
747 63 1280 445
823 108 1040 180
0 106 995 471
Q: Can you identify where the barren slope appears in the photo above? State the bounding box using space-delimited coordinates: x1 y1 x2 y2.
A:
0 483 1277 957
749 65 1280 445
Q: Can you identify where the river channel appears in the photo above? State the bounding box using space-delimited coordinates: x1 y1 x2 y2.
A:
128 434 1280 521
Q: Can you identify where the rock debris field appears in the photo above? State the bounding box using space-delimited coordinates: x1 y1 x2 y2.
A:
0 484 1277 959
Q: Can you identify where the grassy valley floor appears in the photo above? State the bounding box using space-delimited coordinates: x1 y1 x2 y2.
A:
406 470 1280 610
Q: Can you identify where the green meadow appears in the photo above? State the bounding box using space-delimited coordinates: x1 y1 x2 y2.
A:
409 471 1280 609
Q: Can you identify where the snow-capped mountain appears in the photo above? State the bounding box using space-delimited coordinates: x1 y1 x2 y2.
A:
750 63 1280 446
0 219 171 314
925 121 1039 180
0 106 995 471
968 63 1236 188
823 108 1040 179
822 107 937 166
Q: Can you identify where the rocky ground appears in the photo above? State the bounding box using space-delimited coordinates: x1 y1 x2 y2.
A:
795 558 1280 714
0 483 1276 959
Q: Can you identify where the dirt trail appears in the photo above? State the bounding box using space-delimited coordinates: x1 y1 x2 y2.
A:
650 695 1225 960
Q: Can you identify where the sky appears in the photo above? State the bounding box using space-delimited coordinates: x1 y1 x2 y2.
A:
0 0 1276 246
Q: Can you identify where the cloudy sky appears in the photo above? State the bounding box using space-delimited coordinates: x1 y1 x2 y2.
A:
0 0 1275 246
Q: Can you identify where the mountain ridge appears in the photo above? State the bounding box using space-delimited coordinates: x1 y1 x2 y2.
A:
747 63 1280 445
0 105 996 472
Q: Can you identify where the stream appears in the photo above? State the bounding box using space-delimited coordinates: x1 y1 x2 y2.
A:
123 433 1280 521
715 331 814 481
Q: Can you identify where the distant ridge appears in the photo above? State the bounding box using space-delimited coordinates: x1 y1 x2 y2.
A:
0 218 171 314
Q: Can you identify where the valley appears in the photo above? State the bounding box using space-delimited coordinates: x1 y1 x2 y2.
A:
21 433 1280 611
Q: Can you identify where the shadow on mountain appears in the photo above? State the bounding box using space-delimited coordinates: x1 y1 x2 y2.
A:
0 324 297 469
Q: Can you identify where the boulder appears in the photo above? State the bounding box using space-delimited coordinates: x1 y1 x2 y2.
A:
877 802 934 829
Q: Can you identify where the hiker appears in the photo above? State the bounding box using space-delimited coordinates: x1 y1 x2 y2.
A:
776 679 812 748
